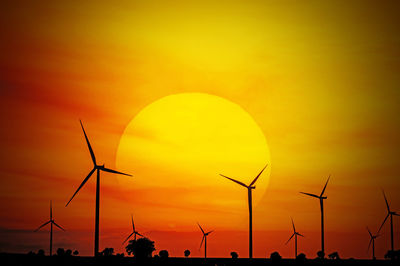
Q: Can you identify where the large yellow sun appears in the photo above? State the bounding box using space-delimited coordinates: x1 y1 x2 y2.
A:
116 93 270 230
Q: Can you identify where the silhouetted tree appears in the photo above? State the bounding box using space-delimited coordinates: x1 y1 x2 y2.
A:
316 250 325 259
184 249 190 258
230 251 238 259
27 251 35 256
296 253 307 264
270 251 282 263
56 248 65 256
73 250 79 256
37 249 45 256
159 250 169 259
101 247 114 256
125 237 155 258
65 249 72 256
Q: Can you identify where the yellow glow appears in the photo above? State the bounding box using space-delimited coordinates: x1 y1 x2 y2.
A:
116 93 270 229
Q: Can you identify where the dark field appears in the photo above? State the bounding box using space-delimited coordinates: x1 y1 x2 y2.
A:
0 253 397 266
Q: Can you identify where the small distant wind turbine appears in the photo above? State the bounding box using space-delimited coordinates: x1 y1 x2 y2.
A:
367 227 380 260
300 175 330 256
123 214 143 244
198 223 213 259
66 120 132 257
378 190 399 253
285 217 304 258
220 164 268 259
34 201 65 256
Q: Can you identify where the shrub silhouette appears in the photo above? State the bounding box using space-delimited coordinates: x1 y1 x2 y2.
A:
316 250 325 259
159 250 169 259
125 237 155 258
37 249 45 256
100 247 114 256
270 251 282 263
73 250 79 256
184 249 190 258
65 249 72 256
230 251 238 259
296 253 307 263
57 248 65 256
328 251 340 260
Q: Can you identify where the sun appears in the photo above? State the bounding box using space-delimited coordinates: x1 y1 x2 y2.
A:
116 93 270 230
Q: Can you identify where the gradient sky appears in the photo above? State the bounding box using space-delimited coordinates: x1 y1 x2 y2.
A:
1 0 400 259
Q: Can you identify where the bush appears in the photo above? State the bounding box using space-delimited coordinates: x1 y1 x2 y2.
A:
230 251 238 259
159 250 169 259
184 249 190 257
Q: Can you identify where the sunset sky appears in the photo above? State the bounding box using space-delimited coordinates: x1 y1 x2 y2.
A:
1 0 400 259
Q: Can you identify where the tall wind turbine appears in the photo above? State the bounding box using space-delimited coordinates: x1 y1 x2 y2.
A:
34 201 65 256
285 217 304 258
300 175 330 256
220 164 268 259
378 190 399 253
123 214 143 244
367 227 380 260
198 223 213 259
66 120 132 257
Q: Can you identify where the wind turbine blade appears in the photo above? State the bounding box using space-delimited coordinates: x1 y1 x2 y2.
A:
123 232 134 244
136 232 144 237
299 192 319 198
199 235 205 249
102 167 132 177
382 190 390 212
250 164 268 186
80 120 96 165
378 214 389 233
197 223 205 234
393 213 400 216
131 214 135 232
207 230 214 234
297 233 305 237
219 174 247 188
291 217 296 232
34 221 50 232
320 175 330 197
66 168 96 206
366 227 372 237
285 233 295 245
52 221 66 231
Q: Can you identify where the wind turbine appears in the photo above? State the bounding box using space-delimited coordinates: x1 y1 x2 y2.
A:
378 190 399 253
66 120 132 257
122 214 143 244
198 223 213 259
285 217 304 258
300 175 330 256
367 227 380 260
34 201 65 256
220 164 268 259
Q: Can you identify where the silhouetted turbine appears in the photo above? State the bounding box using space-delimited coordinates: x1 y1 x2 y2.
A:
300 175 330 256
220 164 268 259
367 227 380 260
123 214 143 244
378 190 399 252
66 120 132 257
285 217 304 258
34 201 65 256
198 223 213 259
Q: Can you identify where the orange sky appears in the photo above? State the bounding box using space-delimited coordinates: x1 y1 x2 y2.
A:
1 0 400 259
